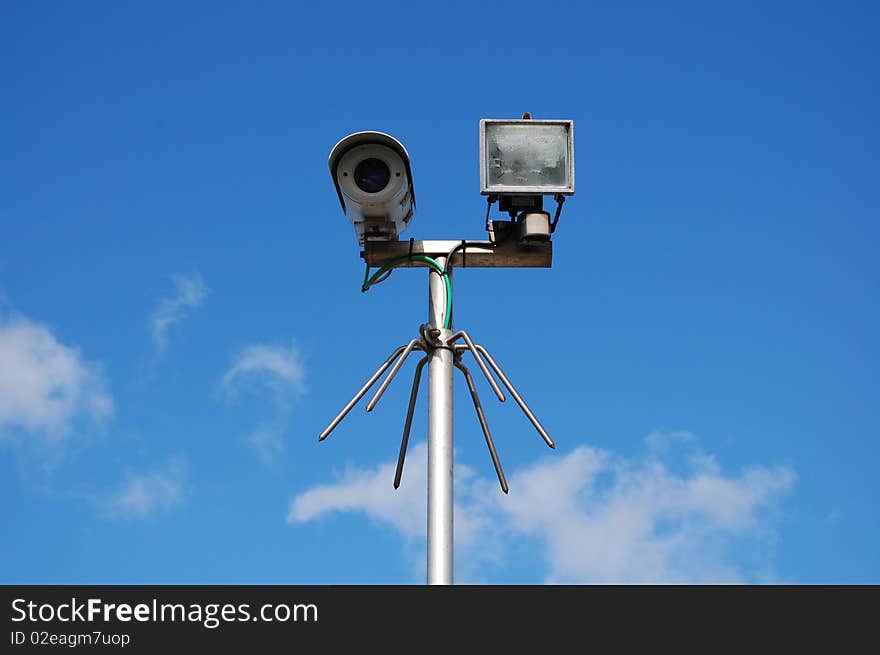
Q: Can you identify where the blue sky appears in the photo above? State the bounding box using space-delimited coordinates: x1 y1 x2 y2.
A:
1 1 877 583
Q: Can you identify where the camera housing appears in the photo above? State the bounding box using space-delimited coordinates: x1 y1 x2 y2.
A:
329 131 415 246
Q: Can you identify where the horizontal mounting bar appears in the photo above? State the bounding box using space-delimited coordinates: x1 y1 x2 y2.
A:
362 239 552 268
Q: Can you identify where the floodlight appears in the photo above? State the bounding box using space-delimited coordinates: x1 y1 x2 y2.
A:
479 118 574 242
480 119 574 197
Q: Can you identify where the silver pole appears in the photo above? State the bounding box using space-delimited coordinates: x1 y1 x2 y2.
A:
427 257 453 585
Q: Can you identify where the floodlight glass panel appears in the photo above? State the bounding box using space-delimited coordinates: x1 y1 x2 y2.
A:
481 120 574 195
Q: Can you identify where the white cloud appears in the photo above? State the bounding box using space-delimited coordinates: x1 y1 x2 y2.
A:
223 342 307 468
0 313 113 446
150 273 208 351
221 342 307 405
290 443 429 538
288 433 796 583
644 429 695 453
244 427 285 466
490 443 794 583
102 456 187 519
289 444 491 553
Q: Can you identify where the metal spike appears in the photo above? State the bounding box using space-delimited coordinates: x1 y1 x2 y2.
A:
474 344 554 449
394 355 430 489
455 360 508 493
366 339 423 412
318 345 408 441
447 330 505 402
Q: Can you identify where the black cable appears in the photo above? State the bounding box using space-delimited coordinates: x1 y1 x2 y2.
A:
484 196 494 232
443 239 494 274
443 193 541 276
550 194 566 232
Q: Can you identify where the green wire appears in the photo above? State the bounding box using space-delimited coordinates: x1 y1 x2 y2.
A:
361 255 453 329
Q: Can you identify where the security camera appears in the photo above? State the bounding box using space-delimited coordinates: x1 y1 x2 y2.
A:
329 131 415 246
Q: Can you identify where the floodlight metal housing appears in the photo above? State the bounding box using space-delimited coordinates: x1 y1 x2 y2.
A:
329 131 416 246
479 119 575 197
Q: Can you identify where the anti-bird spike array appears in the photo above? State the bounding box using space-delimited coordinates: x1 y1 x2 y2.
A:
317 324 554 494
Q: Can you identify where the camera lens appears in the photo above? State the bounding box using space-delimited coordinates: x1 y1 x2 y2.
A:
354 158 391 193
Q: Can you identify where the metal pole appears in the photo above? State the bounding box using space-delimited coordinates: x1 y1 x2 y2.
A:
427 257 453 585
